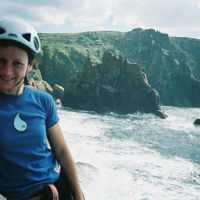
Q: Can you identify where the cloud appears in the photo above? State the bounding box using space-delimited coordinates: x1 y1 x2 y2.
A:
1 0 200 38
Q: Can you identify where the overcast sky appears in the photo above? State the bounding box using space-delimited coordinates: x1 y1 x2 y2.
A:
1 0 200 39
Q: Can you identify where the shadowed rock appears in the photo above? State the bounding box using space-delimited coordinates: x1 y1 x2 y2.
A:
194 119 200 126
53 84 64 100
63 51 167 118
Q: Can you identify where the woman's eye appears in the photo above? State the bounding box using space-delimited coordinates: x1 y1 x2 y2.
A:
0 59 25 68
13 61 24 68
0 58 5 65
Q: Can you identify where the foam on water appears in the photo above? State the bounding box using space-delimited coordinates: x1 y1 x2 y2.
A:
58 107 200 200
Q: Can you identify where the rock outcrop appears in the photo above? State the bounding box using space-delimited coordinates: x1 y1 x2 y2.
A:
38 30 200 108
63 52 167 118
27 64 54 95
194 119 200 126
53 84 64 100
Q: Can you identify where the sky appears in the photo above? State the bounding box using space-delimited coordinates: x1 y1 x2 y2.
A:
1 0 200 39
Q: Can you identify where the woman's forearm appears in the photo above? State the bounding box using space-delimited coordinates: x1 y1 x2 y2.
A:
56 146 83 199
47 123 84 200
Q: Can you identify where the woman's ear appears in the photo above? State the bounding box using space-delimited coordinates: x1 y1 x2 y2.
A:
27 58 37 72
27 64 33 72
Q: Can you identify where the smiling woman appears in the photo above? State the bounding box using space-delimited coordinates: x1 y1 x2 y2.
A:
0 19 84 200
0 46 31 95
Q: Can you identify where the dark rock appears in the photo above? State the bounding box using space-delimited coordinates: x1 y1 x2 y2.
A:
38 46 77 88
53 84 64 100
194 119 200 126
38 30 200 108
27 65 54 95
154 110 168 119
63 51 166 117
191 79 200 107
35 81 54 95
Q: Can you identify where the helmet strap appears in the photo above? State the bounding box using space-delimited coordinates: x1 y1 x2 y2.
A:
15 66 30 95
15 77 25 95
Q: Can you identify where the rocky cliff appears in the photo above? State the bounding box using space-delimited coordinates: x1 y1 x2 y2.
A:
36 29 200 109
116 29 200 106
63 52 166 118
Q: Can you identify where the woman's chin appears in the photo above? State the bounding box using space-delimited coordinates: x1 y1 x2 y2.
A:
0 86 17 94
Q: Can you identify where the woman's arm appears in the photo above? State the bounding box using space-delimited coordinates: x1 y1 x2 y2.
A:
47 123 84 200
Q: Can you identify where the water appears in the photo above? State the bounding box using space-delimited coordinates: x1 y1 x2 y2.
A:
59 106 200 200
1 106 200 199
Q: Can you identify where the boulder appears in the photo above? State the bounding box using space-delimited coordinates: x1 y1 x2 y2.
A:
27 65 54 96
35 80 54 95
53 84 64 100
194 119 200 126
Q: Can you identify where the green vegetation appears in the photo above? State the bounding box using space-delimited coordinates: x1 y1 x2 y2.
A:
36 28 200 107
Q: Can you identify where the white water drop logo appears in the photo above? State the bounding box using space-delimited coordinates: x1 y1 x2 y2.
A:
14 113 27 132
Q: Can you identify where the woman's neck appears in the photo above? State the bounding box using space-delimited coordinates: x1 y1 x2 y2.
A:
15 84 24 95
0 84 25 95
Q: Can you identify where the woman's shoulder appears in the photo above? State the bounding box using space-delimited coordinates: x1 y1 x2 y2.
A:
26 86 54 101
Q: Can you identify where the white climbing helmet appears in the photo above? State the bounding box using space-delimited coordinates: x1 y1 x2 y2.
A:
0 18 41 54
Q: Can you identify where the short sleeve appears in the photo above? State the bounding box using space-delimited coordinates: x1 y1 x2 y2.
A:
45 94 59 128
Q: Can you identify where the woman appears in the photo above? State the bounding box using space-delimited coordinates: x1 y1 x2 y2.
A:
0 19 84 200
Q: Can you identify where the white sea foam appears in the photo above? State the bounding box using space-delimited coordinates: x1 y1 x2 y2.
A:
58 106 200 200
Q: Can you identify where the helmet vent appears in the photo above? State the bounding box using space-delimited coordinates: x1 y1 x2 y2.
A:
0 27 5 34
22 33 31 42
33 36 39 50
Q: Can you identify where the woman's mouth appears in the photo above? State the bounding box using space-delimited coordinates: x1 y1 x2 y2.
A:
0 76 15 81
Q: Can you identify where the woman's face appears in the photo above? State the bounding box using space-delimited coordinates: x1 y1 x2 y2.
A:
0 45 32 94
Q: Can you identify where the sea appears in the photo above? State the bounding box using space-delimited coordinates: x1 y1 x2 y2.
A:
0 106 200 200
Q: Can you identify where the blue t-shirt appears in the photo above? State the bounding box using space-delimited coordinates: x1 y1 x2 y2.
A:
0 86 60 200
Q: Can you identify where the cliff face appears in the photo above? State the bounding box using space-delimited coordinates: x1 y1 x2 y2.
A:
116 29 199 106
37 29 200 108
38 46 77 87
63 52 164 116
